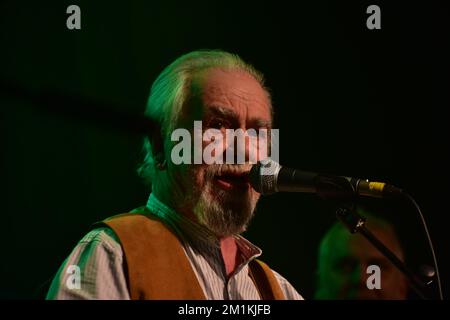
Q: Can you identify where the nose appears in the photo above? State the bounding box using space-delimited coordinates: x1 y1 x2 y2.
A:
231 127 267 164
359 263 375 289
226 128 247 164
347 264 364 287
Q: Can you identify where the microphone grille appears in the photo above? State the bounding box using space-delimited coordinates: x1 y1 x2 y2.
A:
249 159 281 195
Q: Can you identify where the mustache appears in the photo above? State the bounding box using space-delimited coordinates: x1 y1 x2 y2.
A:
205 164 252 180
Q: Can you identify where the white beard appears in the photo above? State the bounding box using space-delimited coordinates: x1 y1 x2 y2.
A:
193 178 259 237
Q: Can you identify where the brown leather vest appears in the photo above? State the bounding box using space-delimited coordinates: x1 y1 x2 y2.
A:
98 212 285 300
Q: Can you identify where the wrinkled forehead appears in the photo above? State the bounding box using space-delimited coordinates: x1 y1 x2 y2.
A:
190 67 272 119
201 68 268 96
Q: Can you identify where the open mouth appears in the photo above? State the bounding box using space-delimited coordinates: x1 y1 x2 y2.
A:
214 171 250 190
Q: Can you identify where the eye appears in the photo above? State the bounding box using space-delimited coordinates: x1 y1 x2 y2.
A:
335 257 357 274
208 119 230 130
368 258 390 271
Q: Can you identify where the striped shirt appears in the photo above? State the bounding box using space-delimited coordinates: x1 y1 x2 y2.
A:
46 194 303 300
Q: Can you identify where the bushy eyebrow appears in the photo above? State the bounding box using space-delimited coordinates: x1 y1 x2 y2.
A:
205 105 237 121
251 118 272 129
204 105 272 129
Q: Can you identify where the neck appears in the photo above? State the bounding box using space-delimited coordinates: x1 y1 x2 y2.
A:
151 190 242 276
220 236 241 277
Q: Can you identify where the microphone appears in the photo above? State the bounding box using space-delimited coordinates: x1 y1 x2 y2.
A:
248 159 403 199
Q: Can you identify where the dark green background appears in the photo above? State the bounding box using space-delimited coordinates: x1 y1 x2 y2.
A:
1 1 449 299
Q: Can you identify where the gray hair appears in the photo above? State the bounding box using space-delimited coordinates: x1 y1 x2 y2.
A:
137 49 271 186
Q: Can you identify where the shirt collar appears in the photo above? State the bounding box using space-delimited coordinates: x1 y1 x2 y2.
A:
145 193 262 260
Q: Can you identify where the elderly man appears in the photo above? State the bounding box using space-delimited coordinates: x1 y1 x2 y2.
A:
315 210 408 300
47 50 302 300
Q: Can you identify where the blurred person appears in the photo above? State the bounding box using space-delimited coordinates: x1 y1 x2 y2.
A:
315 209 408 300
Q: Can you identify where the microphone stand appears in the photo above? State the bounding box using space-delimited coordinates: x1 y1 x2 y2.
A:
335 204 433 300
